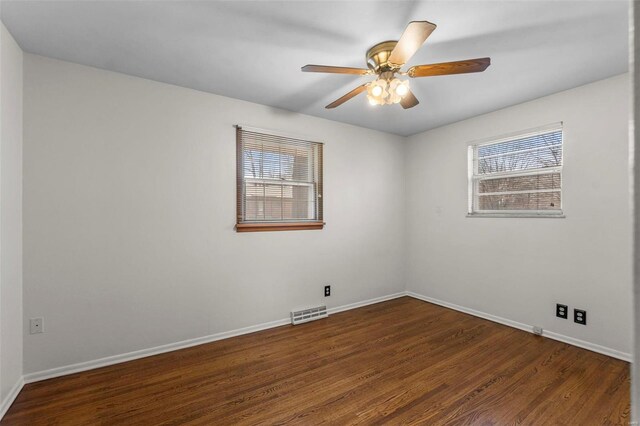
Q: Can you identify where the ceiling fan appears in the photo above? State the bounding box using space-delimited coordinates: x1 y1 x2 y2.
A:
301 21 490 109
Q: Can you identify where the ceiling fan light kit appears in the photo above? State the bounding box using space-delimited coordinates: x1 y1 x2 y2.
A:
301 21 491 110
367 74 410 106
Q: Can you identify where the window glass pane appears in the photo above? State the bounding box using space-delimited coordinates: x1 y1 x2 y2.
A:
476 130 562 175
478 191 561 211
244 200 263 220
477 146 562 174
477 131 562 158
288 186 312 220
478 173 561 194
264 200 282 220
263 151 282 179
244 183 265 220
292 149 311 181
243 148 262 179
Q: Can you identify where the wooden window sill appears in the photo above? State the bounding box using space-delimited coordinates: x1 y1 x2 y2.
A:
236 222 325 232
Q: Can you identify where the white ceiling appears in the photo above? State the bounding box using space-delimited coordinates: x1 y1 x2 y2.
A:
1 1 629 136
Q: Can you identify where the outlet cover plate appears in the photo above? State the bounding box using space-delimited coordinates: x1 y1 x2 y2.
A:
556 304 568 319
574 309 587 325
324 285 331 297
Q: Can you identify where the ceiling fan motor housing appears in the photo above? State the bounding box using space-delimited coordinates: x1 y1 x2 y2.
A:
366 41 401 73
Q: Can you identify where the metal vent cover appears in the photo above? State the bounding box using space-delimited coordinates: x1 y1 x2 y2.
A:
291 305 328 325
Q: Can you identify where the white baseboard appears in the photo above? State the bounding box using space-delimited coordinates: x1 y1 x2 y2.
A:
23 317 291 384
328 292 407 315
541 330 632 362
0 376 24 420
406 291 632 362
23 292 407 385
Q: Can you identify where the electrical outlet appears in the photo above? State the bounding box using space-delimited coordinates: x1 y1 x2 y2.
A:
324 285 331 297
556 304 568 319
30 317 43 334
574 309 587 325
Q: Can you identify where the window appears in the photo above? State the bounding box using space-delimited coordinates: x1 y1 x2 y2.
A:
236 126 324 232
468 124 563 217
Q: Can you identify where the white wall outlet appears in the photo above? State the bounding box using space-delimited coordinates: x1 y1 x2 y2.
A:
30 317 44 334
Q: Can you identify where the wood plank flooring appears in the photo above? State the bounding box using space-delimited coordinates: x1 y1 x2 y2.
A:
2 297 630 425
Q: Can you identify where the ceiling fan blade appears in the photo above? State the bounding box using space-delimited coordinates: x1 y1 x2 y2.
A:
302 64 371 75
325 84 368 109
388 21 437 66
408 58 491 78
400 90 419 109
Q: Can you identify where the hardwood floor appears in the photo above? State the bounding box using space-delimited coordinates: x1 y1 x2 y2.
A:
2 297 630 425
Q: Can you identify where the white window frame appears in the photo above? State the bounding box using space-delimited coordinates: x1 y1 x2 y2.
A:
467 123 565 218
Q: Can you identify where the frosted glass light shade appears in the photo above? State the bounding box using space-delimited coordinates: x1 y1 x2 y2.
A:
367 78 409 105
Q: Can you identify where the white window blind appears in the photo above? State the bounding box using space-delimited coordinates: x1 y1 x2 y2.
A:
468 124 563 216
236 127 323 229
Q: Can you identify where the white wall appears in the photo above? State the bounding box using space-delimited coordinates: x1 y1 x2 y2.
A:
22 54 406 374
0 22 23 402
406 74 632 356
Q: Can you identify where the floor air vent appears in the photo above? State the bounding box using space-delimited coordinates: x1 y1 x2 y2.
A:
291 305 328 325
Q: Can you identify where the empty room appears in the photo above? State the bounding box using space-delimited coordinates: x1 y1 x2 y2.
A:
0 0 637 424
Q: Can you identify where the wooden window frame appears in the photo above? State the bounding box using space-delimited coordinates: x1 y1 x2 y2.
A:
236 222 325 232
235 126 324 232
